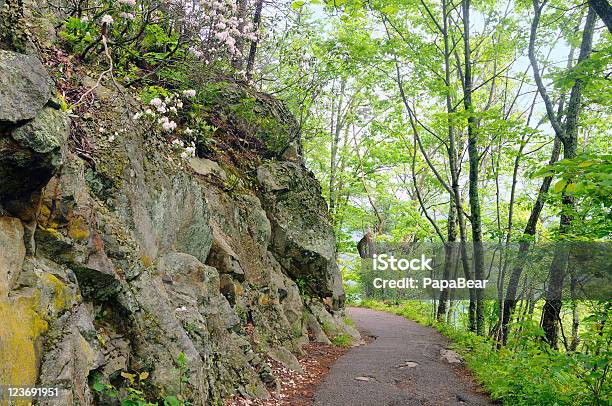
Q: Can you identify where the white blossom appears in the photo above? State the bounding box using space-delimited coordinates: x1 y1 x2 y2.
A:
162 120 177 132
119 12 135 20
100 15 114 25
150 98 163 107
183 89 197 98
118 0 136 5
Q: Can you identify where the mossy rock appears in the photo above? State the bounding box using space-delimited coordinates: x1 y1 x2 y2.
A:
195 79 300 158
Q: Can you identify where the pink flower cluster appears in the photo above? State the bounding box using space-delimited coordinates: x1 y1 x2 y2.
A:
179 0 259 62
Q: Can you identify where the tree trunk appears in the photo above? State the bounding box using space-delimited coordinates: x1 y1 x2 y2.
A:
588 0 612 33
500 138 561 344
436 0 475 330
462 0 485 335
437 204 457 321
569 267 580 351
232 0 248 70
500 37 577 345
245 0 264 81
541 5 597 348
329 79 346 220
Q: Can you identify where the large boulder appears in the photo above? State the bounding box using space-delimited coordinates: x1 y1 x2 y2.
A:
193 79 301 159
257 161 345 309
0 50 52 123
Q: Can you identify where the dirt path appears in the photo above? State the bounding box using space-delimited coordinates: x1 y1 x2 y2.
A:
313 307 495 406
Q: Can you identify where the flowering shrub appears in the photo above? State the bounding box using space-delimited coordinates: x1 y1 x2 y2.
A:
57 1 253 161
59 0 259 78
132 87 200 159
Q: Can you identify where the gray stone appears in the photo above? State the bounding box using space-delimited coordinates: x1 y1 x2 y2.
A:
304 309 331 345
307 300 360 343
281 141 301 163
206 225 245 280
440 349 462 364
0 50 52 123
257 161 345 309
268 347 303 373
38 304 99 406
189 157 227 180
11 106 67 154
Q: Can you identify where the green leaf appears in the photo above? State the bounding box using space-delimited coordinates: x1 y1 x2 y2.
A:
292 0 305 8
163 396 181 406
553 180 566 193
93 382 105 392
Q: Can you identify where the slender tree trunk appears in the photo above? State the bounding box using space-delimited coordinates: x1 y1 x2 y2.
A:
245 0 264 81
437 0 476 330
541 5 596 348
329 79 346 220
437 203 457 321
462 0 485 335
500 138 561 344
569 267 580 351
499 39 576 344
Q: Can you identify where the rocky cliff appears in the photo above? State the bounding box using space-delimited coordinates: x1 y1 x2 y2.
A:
0 47 358 404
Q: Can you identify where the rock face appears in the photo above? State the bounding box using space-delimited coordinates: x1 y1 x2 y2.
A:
0 50 67 217
0 50 52 122
257 162 345 309
0 54 357 404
